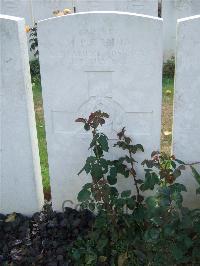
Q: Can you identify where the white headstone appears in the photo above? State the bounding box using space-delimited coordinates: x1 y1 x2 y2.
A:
32 0 74 21
0 15 44 215
38 12 163 211
0 0 34 25
173 15 200 208
162 0 200 61
76 0 158 16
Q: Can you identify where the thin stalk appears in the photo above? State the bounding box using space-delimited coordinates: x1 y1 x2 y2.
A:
128 150 140 201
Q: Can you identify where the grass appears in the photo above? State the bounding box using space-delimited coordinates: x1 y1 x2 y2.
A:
32 76 51 199
31 73 174 196
161 78 174 155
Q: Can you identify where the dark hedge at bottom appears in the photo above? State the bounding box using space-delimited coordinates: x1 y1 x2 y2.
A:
0 205 94 266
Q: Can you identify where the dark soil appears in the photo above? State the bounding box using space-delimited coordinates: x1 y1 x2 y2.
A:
0 205 95 265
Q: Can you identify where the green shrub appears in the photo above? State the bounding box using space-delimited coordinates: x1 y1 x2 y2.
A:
163 57 175 79
69 110 200 266
29 59 40 82
29 23 39 58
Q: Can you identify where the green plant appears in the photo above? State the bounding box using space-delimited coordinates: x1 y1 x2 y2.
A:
163 57 175 79
69 110 200 266
30 58 40 82
29 23 39 58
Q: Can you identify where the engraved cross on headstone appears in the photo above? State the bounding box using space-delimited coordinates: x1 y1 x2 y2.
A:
52 70 153 139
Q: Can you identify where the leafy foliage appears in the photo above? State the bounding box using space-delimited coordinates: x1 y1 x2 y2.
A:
30 59 40 83
163 57 175 79
69 110 200 266
29 23 39 58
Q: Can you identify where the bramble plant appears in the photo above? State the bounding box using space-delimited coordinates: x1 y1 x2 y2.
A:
69 110 200 266
163 56 175 79
29 23 39 58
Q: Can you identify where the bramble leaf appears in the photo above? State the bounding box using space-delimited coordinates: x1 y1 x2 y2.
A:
121 190 131 198
78 189 91 202
98 134 109 152
191 166 200 185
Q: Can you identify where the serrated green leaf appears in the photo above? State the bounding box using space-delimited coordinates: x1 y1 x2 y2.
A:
109 187 119 197
145 196 157 208
93 145 103 158
126 197 136 210
82 183 92 190
98 134 109 152
191 166 200 185
173 168 181 178
91 164 103 179
77 189 91 202
171 245 184 261
121 190 131 198
135 144 144 152
110 166 117 178
84 123 90 131
170 183 187 192
145 228 160 241
141 172 159 191
175 159 185 165
107 175 117 185
164 224 175 236
171 191 183 207
171 161 176 169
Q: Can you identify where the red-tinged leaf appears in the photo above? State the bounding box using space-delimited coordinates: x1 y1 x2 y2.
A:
75 118 86 123
102 112 109 118
117 127 126 140
151 151 160 158
99 118 105 125
88 112 95 123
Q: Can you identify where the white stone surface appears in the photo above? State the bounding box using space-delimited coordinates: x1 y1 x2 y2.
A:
0 0 158 23
0 0 157 61
76 0 158 16
0 15 44 215
38 12 163 211
0 0 36 60
0 0 34 25
173 15 200 208
0 0 74 61
32 0 74 21
162 0 200 61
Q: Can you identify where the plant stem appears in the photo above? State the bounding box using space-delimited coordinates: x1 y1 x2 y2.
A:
128 150 140 201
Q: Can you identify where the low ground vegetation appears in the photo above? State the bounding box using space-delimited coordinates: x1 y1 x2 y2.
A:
69 111 200 265
1 111 200 265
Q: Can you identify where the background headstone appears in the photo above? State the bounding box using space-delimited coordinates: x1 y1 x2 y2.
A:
32 0 74 21
0 0 158 61
76 0 158 16
0 0 34 25
38 12 163 211
0 15 44 215
173 15 200 207
162 0 200 61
